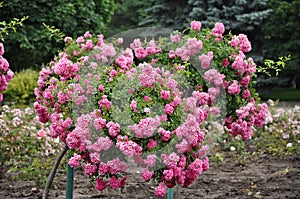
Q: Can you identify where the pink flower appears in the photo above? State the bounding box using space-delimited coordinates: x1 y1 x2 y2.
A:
160 90 171 100
109 176 121 189
83 163 97 176
0 43 4 56
187 38 203 54
142 168 154 181
106 121 120 137
164 104 174 115
95 178 107 191
107 158 128 173
99 163 109 174
222 58 230 67
228 80 241 95
109 69 118 77
233 34 252 52
138 63 157 87
129 117 160 138
162 152 180 168
37 129 47 137
158 127 171 141
134 47 147 59
101 43 116 57
203 68 224 87
170 34 181 43
98 95 112 110
212 22 225 41
76 36 85 44
94 118 106 131
191 20 202 31
232 51 247 73
144 154 157 167
282 134 290 139
199 51 213 69
148 139 157 149
242 89 251 98
68 153 81 168
116 135 143 156
166 78 178 90
117 38 124 44
155 182 167 198
192 91 209 106
178 156 186 168
163 169 174 181
241 75 250 87
91 137 113 152
144 96 152 101
170 96 182 107
202 157 209 171
84 31 92 38
130 100 138 112
175 139 189 153
169 50 176 59
175 46 189 61
90 152 100 164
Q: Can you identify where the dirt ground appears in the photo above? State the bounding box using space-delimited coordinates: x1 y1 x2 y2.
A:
0 153 299 199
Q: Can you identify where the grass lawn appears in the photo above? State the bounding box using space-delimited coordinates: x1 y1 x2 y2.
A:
258 87 300 101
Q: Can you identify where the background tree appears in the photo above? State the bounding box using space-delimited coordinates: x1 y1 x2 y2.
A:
140 0 271 32
0 0 115 71
261 0 300 88
106 0 151 36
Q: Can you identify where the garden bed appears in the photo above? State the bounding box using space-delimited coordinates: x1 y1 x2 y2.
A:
1 153 299 199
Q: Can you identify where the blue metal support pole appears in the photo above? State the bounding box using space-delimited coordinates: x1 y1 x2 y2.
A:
66 157 74 199
167 188 174 199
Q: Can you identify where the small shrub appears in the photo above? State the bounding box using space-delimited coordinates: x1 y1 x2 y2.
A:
2 68 39 106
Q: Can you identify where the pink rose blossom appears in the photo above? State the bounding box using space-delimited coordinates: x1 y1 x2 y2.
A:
95 178 107 191
160 90 171 100
222 58 230 66
83 163 97 176
169 50 176 59
191 20 202 31
164 104 174 115
170 34 181 43
212 22 225 41
142 168 154 181
228 80 241 95
148 138 157 149
199 51 213 69
68 153 81 168
242 89 251 98
155 182 167 198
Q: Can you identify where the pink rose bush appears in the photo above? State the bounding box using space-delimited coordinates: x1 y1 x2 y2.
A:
34 21 268 197
0 43 14 102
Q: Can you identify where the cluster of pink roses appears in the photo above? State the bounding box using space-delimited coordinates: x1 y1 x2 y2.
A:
0 43 14 102
35 20 268 197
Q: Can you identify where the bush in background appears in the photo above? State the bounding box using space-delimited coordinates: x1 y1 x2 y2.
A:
2 68 39 106
0 0 115 71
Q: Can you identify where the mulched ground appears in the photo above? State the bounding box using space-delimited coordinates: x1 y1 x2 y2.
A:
1 153 299 199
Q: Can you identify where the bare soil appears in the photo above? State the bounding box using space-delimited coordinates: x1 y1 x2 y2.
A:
1 153 299 199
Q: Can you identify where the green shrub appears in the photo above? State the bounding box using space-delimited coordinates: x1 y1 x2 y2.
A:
2 68 39 106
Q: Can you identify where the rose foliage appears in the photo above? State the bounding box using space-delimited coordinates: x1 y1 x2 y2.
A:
34 21 268 197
